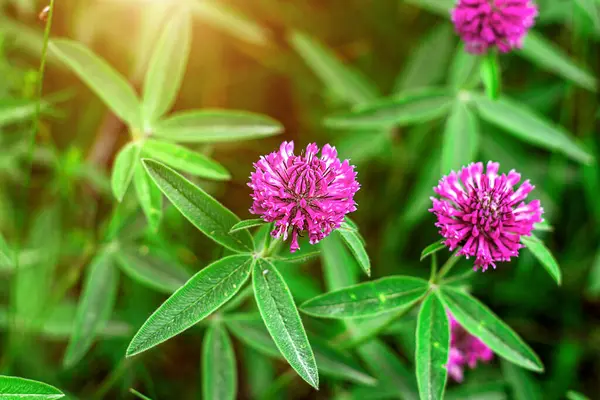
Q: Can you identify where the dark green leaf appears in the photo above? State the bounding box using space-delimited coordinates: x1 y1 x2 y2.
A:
202 324 237 400
438 286 544 372
111 142 141 202
143 159 253 252
252 259 319 389
63 250 119 368
420 240 446 261
153 110 283 143
338 228 371 277
472 94 593 164
126 254 253 357
416 293 450 400
133 160 162 231
325 89 453 129
229 219 266 233
441 100 479 174
142 10 191 124
521 235 562 285
300 276 429 319
142 139 230 181
0 375 65 399
49 39 142 128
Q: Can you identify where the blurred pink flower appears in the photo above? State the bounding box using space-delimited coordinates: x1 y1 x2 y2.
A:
447 312 494 382
249 141 359 253
451 0 538 54
430 161 543 271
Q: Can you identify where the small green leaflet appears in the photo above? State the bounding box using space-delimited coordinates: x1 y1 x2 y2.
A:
416 293 450 400
133 160 162 231
289 30 378 106
338 228 371 277
202 324 237 400
480 51 501 100
111 142 141 202
142 139 230 181
519 31 597 92
126 254 253 357
49 39 142 129
143 159 254 253
420 240 446 261
438 286 544 372
63 250 119 368
142 9 191 125
252 259 319 389
115 244 191 294
229 219 266 233
0 233 14 270
441 100 479 175
153 110 283 143
521 235 562 285
325 89 454 129
300 276 429 319
0 375 65 399
472 94 593 164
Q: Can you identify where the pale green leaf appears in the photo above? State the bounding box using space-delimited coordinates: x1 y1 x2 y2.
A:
420 240 446 261
126 254 253 357
338 228 371 277
438 286 544 372
0 375 64 399
300 276 429 319
325 89 453 129
142 139 230 181
441 100 479 174
449 44 481 90
143 159 253 253
252 259 319 389
115 244 191 294
202 324 237 400
229 219 265 233
519 31 597 92
63 250 119 368
142 10 191 124
472 94 593 164
153 110 283 143
49 39 142 128
133 160 162 231
416 293 450 400
521 235 562 285
111 142 141 202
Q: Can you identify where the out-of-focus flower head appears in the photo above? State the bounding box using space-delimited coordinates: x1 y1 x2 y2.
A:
447 312 494 382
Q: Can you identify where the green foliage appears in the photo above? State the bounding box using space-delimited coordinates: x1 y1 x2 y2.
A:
202 323 237 400
0 376 64 399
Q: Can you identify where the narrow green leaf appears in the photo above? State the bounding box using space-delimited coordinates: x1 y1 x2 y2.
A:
133 160 162 231
115 244 191 294
271 249 320 264
143 159 254 252
501 359 542 400
449 44 480 89
438 286 544 372
226 314 282 359
0 233 14 270
49 39 142 128
202 324 237 400
480 52 501 100
321 231 360 291
63 250 119 368
416 293 450 400
0 99 45 127
229 219 266 233
243 347 274 399
142 139 230 181
472 94 593 164
521 235 562 285
338 229 371 277
252 259 319 389
153 110 283 143
129 388 153 400
519 31 597 92
289 30 378 106
533 221 553 232
441 100 479 174
300 276 429 319
420 240 446 261
142 10 191 124
111 142 141 202
325 89 453 129
567 391 591 400
126 254 253 357
0 375 65 399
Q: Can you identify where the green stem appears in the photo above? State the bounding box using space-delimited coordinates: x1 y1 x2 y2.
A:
435 249 461 283
429 253 438 282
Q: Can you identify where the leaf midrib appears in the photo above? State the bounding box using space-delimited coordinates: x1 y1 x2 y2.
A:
306 286 426 313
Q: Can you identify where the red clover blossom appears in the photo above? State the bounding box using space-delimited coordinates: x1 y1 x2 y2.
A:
447 312 494 382
430 162 543 271
451 0 538 54
249 141 359 253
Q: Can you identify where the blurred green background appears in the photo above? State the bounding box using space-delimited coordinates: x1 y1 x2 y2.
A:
0 0 599 399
